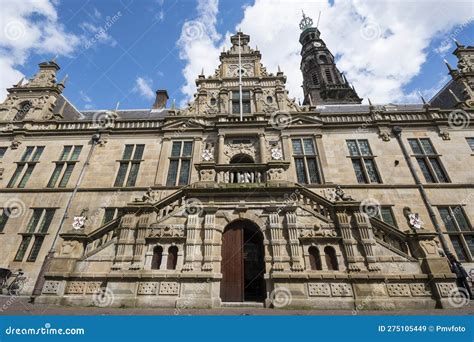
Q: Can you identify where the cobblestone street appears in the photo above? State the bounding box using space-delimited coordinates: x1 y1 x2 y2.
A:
0 297 473 316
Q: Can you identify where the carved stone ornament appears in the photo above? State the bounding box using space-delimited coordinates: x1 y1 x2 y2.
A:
149 224 185 238
408 213 423 230
72 216 86 230
134 187 157 203
202 148 214 161
10 138 22 149
270 147 283 160
439 130 450 140
334 185 353 201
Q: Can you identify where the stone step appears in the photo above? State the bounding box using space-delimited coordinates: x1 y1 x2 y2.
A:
221 302 264 308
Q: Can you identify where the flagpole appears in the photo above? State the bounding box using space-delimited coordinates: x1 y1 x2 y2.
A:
238 32 243 121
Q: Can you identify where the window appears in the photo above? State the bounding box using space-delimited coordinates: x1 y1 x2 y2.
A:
47 145 82 188
292 138 321 184
375 207 397 227
114 144 145 187
166 141 193 186
151 246 163 270
7 146 44 188
232 90 251 114
14 208 55 262
311 72 319 86
438 206 473 261
408 138 449 183
346 140 381 184
324 246 338 270
0 208 10 233
0 147 7 160
466 138 474 152
167 246 178 270
308 246 322 270
13 101 32 121
102 207 124 225
324 69 333 83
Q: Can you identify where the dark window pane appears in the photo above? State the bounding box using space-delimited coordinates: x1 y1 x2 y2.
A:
364 159 381 183
307 158 320 184
0 147 6 159
102 208 116 224
38 209 55 233
27 236 44 262
59 146 72 161
182 142 193 157
151 246 163 270
465 236 474 256
18 164 35 188
14 236 32 261
352 159 366 183
358 140 371 156
166 160 179 186
346 140 359 156
70 146 82 161
242 101 251 113
114 163 129 187
429 158 448 183
7 165 25 188
20 147 34 162
167 246 178 270
452 207 471 232
324 246 338 270
133 145 145 160
303 139 316 155
408 139 422 154
0 210 9 232
26 209 43 233
439 207 457 232
171 142 182 157
232 101 240 114
292 139 303 155
295 158 307 184
59 164 75 187
419 139 435 154
381 208 396 226
416 158 434 183
467 138 474 152
308 246 321 270
122 145 134 160
47 164 64 188
450 236 468 261
126 162 140 187
31 146 44 162
242 91 250 100
178 160 190 185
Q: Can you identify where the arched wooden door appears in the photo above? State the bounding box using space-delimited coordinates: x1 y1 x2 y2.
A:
221 220 265 302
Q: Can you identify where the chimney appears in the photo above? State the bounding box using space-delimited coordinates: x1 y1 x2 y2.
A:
152 90 169 109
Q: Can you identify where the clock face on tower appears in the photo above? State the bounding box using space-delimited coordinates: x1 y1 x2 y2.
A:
313 42 322 47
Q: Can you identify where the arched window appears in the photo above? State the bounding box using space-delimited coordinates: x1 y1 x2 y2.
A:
308 246 322 270
319 55 328 64
13 101 32 121
324 246 338 271
151 246 163 269
167 246 178 270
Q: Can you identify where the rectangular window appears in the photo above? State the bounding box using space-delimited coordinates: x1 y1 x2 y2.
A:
14 209 55 262
114 144 145 187
346 140 381 184
102 208 123 225
0 147 7 160
466 138 474 152
47 146 83 188
7 146 44 188
377 207 397 227
0 208 10 232
408 138 449 183
232 90 251 114
292 138 321 184
166 141 193 186
438 206 473 261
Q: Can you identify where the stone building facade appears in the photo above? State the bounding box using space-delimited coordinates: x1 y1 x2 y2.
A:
0 16 473 310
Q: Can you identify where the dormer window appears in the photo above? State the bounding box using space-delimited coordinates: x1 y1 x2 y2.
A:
232 90 251 114
13 101 32 121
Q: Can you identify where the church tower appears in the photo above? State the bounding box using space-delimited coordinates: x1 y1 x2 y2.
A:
299 12 362 105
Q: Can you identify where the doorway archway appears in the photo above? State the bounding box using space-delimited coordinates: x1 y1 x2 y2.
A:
220 219 265 302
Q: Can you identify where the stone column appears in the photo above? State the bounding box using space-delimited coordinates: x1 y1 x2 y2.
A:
336 211 361 272
353 211 380 271
258 133 266 163
190 137 202 183
182 213 200 272
268 212 284 271
285 211 303 271
217 133 225 164
313 133 326 183
202 211 216 271
281 134 292 162
131 212 151 269
155 137 171 185
112 212 137 270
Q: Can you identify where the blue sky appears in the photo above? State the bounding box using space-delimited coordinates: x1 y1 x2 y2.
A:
1 0 473 110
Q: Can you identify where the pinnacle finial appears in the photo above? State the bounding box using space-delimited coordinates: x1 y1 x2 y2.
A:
299 10 313 31
59 74 69 86
444 59 454 71
15 77 24 87
201 67 204 76
453 38 462 48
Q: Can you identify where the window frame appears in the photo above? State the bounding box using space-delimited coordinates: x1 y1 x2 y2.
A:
291 137 322 185
231 90 251 115
346 139 382 184
438 205 473 262
113 144 145 187
166 141 193 187
47 145 83 188
408 138 450 183
7 146 44 188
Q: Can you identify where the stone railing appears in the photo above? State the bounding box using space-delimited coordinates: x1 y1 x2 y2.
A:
195 162 290 184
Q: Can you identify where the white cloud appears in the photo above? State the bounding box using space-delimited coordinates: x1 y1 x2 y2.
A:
179 0 474 104
134 77 155 100
0 0 80 101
